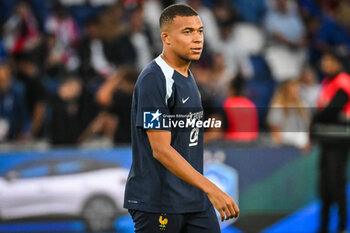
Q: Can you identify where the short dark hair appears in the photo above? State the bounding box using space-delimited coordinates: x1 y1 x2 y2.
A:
230 74 245 96
159 4 198 29
322 50 341 63
322 50 345 69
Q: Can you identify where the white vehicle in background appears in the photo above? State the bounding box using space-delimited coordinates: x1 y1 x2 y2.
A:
0 158 129 232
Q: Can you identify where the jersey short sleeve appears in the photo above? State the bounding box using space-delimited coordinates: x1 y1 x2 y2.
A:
135 72 172 130
125 57 209 214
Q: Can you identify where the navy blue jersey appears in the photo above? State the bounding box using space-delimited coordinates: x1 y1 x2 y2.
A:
124 56 210 213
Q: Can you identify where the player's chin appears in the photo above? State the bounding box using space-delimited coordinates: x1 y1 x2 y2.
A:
188 53 202 61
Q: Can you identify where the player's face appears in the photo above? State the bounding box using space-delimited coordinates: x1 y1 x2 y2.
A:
167 16 204 61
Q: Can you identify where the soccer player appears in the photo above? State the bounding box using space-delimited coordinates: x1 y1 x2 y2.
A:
124 4 239 233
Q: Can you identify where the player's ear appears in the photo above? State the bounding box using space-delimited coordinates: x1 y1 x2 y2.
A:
161 32 171 45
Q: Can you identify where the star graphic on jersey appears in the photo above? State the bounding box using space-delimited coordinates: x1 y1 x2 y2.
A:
151 109 162 122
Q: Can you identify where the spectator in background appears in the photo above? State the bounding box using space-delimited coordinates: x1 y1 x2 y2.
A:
99 2 125 42
40 33 69 79
14 52 45 139
125 4 153 69
3 1 40 55
217 18 247 77
265 0 306 49
213 3 248 78
78 16 115 81
314 2 350 73
302 13 322 71
44 1 79 72
108 68 138 144
211 53 232 99
267 79 310 150
312 52 350 233
45 1 79 50
31 31 77 79
50 76 98 146
232 0 267 24
264 0 307 82
80 67 137 145
298 66 320 109
110 5 152 70
0 63 27 141
223 74 258 142
143 0 163 54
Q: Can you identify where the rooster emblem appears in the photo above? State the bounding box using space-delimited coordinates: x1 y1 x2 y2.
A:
159 215 168 230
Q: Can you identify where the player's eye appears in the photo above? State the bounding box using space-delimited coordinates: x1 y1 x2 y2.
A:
184 30 191 34
198 29 203 34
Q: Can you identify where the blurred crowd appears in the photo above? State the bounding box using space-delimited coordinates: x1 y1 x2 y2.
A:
0 0 348 148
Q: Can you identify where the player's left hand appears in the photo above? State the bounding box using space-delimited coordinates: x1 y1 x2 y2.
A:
206 183 240 221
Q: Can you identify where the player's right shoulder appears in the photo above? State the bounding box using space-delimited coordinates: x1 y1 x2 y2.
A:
136 60 165 87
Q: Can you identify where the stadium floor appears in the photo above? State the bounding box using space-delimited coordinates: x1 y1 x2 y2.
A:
262 184 350 233
1 184 349 233
0 214 242 233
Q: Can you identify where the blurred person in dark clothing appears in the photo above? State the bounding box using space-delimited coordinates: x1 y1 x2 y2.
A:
0 63 27 141
223 74 259 142
78 16 115 81
13 52 45 138
41 33 69 78
82 67 138 145
314 52 350 233
109 5 153 70
51 76 98 146
31 32 74 79
108 68 138 144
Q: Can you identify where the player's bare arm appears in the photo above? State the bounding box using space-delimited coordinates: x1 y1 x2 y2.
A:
125 5 240 232
147 129 240 221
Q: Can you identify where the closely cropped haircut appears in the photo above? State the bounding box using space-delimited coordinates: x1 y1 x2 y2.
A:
159 4 198 29
322 50 345 69
230 73 245 96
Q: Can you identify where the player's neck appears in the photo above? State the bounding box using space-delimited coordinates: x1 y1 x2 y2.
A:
161 52 190 77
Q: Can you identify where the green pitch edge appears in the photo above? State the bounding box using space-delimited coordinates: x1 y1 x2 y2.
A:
239 147 320 216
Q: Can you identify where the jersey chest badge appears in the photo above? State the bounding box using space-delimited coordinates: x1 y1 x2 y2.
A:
159 215 168 230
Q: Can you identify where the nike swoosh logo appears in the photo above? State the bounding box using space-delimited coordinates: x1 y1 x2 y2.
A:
182 97 190 104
